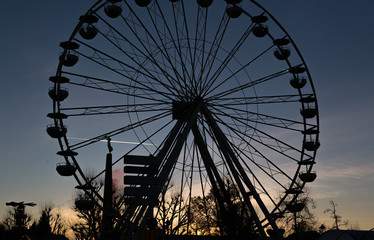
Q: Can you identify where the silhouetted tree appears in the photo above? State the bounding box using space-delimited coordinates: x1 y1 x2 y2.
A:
13 202 67 240
0 223 6 239
223 180 257 239
70 172 124 240
348 221 361 230
70 177 104 240
50 210 67 236
324 200 348 230
1 205 32 239
2 213 13 231
157 188 189 235
1 202 68 239
3 206 32 231
37 208 52 238
278 186 318 236
187 194 219 235
33 203 67 238
186 180 257 239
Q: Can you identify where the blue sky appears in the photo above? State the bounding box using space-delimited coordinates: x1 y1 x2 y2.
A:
1 0 374 231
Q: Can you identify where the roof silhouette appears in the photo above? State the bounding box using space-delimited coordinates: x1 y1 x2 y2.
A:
319 230 374 240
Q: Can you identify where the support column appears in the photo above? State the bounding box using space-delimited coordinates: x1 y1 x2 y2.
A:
202 105 283 239
102 146 114 239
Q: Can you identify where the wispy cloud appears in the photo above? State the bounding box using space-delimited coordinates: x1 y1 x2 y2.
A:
318 162 374 181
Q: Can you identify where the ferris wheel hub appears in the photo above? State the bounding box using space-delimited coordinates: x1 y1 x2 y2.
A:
172 98 204 120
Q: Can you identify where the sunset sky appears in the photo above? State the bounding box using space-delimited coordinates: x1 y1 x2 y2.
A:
0 0 373 232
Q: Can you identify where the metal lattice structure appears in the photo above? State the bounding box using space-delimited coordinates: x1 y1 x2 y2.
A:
47 0 319 239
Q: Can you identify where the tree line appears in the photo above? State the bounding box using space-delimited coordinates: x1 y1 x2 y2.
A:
0 179 359 240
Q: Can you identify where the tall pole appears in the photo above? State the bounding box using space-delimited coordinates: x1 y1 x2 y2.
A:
101 138 114 239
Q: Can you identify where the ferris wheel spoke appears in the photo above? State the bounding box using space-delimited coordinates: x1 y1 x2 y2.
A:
61 71 171 103
209 117 296 200
66 79 170 104
186 3 216 96
72 37 140 78
211 94 302 105
60 103 169 117
187 141 198 199
93 19 152 65
73 39 180 99
179 0 195 88
193 122 243 219
190 7 206 95
230 141 293 190
96 26 183 99
198 120 227 172
122 2 195 98
209 112 295 181
151 1 197 96
211 121 301 180
170 2 189 87
199 11 230 94
170 1 205 99
66 54 174 102
202 22 255 96
147 2 200 95
211 106 303 161
229 143 282 207
210 103 309 131
214 111 303 133
170 0 205 98
207 68 290 101
204 44 275 97
95 26 185 97
145 6 195 97
124 116 177 163
216 134 305 200
68 111 170 150
176 144 189 200
96 14 188 97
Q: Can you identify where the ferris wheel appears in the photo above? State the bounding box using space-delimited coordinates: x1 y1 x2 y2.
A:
47 0 319 239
